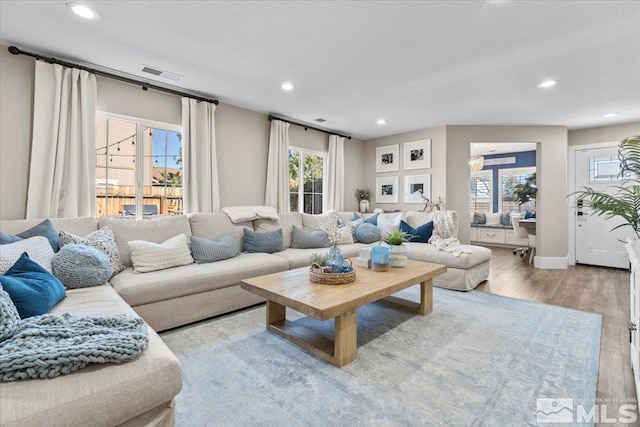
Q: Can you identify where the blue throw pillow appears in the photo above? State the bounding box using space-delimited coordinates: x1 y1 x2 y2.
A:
52 244 112 289
500 213 512 227
399 220 433 243
0 252 66 318
473 212 486 225
191 234 240 264
525 211 536 219
352 213 362 221
363 213 379 225
243 228 284 254
355 223 382 244
291 226 330 249
0 219 60 252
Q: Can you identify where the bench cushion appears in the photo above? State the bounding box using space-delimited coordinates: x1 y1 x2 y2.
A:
404 242 492 270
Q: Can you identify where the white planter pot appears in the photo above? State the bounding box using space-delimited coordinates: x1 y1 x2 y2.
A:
389 244 407 268
359 200 370 213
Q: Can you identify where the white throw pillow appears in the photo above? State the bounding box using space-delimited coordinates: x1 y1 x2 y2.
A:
485 212 502 226
128 234 194 273
336 225 355 245
377 213 404 237
0 236 54 274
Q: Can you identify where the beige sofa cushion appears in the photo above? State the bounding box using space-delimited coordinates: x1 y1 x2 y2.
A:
99 215 192 267
188 213 252 251
110 252 289 307
0 217 97 238
301 211 338 231
253 212 302 248
404 242 491 269
0 284 182 427
272 243 369 269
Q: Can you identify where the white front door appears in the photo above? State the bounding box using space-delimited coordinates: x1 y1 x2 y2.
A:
574 145 633 269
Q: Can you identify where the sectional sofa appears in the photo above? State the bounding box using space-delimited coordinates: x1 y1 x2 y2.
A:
0 210 491 426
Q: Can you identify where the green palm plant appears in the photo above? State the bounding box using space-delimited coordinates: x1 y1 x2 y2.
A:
570 135 640 238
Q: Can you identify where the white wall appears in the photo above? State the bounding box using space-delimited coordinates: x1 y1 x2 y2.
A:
568 122 640 146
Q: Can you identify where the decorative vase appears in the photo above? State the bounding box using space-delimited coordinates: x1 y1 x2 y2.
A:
389 244 408 268
371 245 390 272
326 244 345 273
359 199 369 214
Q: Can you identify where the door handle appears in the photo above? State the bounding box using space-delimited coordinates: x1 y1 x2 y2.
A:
629 321 637 332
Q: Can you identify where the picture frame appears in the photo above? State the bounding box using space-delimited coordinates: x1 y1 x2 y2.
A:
376 144 399 173
403 139 431 170
404 174 431 204
376 176 399 204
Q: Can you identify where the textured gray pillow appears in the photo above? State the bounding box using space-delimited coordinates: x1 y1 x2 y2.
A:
355 223 382 244
0 285 20 341
291 225 331 249
52 244 112 289
191 234 240 264
59 225 124 277
473 212 486 225
243 228 284 253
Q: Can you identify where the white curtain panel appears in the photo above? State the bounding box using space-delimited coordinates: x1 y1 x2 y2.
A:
325 134 345 211
182 98 220 213
27 61 97 218
265 120 290 212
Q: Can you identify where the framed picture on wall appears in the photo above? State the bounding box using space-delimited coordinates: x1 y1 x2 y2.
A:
404 174 431 203
376 144 399 173
403 139 431 170
376 176 399 203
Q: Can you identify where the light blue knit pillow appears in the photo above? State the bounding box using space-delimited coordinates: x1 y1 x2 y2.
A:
0 285 20 341
52 244 112 289
291 225 331 249
355 223 382 244
243 228 284 254
191 234 240 264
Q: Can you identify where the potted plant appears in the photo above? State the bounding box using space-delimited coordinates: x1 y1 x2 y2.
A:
514 173 537 209
570 135 640 239
383 230 410 268
355 188 370 213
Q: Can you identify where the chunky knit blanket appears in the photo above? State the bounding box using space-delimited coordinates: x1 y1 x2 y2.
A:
0 313 148 381
429 237 474 257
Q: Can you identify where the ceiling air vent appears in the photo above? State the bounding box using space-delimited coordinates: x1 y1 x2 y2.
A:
315 118 327 123
139 65 183 81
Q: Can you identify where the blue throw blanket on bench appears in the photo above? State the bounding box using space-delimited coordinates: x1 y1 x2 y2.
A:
0 313 148 381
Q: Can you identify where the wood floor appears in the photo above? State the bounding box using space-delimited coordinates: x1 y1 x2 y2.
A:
476 245 638 425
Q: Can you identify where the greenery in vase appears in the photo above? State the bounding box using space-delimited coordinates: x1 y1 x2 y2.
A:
514 173 537 207
309 253 327 267
570 135 640 238
383 230 411 245
355 188 370 201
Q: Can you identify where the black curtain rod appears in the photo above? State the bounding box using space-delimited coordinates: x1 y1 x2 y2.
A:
268 115 352 140
8 46 219 105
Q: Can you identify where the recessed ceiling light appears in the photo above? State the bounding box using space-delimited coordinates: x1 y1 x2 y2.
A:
604 112 620 118
377 119 386 125
537 80 558 88
66 2 100 20
281 82 294 91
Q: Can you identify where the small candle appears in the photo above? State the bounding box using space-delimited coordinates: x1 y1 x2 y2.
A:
371 246 390 265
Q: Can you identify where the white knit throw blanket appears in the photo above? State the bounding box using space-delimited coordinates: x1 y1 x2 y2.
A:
429 237 473 257
0 313 148 381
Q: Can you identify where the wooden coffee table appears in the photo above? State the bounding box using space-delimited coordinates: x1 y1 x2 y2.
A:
241 259 446 367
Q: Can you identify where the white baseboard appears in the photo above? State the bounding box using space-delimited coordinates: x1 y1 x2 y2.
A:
534 256 568 269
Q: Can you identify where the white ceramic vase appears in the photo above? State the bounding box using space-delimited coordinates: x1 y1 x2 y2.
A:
389 244 408 268
359 199 369 214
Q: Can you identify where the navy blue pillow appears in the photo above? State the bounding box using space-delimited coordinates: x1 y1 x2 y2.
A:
353 213 379 225
0 219 60 252
0 252 66 318
399 220 433 243
243 228 284 253
525 211 536 219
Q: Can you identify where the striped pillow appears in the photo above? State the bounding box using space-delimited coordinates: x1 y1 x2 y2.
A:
128 234 194 273
291 225 330 249
191 234 239 264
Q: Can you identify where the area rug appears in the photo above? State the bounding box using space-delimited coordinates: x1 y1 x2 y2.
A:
161 287 601 426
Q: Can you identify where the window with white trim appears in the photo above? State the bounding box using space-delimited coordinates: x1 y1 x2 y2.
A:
499 167 536 213
288 147 326 214
96 114 182 218
469 170 493 212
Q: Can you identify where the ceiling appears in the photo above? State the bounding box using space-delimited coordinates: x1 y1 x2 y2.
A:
1 1 639 140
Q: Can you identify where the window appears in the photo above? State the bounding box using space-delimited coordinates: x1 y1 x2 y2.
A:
96 114 182 218
469 171 492 212
499 167 536 213
289 147 326 214
589 155 626 182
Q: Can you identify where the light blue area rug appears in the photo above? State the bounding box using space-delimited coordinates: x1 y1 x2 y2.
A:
161 287 601 426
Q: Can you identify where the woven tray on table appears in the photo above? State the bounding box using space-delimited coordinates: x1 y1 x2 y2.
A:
309 259 355 285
